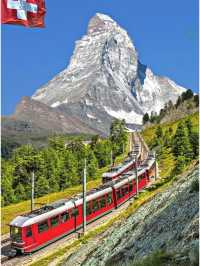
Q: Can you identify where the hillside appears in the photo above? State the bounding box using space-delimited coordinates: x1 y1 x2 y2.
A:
160 97 198 124
143 92 198 127
142 111 198 147
62 164 198 266
1 97 100 159
26 111 199 266
28 163 198 266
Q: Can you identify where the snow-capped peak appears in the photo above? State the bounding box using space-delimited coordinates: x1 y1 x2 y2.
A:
95 13 114 22
32 13 186 135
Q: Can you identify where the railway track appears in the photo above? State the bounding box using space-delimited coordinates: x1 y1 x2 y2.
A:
132 131 149 162
1 187 154 266
1 132 154 266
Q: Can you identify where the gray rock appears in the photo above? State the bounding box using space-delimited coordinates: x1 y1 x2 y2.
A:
60 166 199 266
32 13 186 134
189 240 199 265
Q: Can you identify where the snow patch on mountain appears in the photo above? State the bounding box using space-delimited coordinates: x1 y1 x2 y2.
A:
104 107 143 125
87 113 96 119
32 13 186 134
51 101 61 108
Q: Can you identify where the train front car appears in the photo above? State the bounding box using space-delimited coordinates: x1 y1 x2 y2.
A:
9 216 31 254
9 199 76 254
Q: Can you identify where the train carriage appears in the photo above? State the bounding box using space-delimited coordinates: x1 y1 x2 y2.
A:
113 178 130 207
102 142 142 184
9 188 115 254
9 152 156 255
102 158 136 183
73 187 115 227
10 199 76 253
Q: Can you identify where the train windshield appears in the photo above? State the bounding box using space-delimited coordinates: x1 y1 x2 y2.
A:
10 226 22 242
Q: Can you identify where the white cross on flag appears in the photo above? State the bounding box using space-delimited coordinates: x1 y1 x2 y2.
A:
1 0 46 27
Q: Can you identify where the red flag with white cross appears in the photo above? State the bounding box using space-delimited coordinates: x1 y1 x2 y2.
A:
1 0 46 27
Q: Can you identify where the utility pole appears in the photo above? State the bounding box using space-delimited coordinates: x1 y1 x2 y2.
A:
111 150 113 167
135 157 138 195
31 171 35 212
154 151 158 180
82 159 87 234
130 133 132 152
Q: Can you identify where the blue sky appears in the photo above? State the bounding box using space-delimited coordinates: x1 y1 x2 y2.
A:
2 0 198 115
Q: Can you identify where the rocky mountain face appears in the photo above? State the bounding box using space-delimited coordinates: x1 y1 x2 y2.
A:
60 165 199 266
12 96 99 135
2 97 100 152
32 13 186 134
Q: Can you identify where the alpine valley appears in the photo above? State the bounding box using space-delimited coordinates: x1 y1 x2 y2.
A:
4 13 186 140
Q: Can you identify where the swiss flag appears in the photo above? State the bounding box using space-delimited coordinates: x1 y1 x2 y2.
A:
1 0 46 27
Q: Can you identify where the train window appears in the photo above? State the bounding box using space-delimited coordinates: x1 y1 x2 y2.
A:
116 190 121 200
122 186 128 196
129 182 133 191
139 175 144 181
86 203 92 215
38 221 49 233
51 216 59 227
10 226 22 242
100 197 106 208
72 208 79 217
61 212 70 222
92 199 99 212
107 193 113 204
26 226 32 237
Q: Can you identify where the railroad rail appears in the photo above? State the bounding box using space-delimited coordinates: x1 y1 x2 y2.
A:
1 132 157 265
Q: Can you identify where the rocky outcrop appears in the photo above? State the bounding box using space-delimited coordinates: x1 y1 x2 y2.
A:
12 96 99 135
32 13 186 134
2 97 100 152
61 165 199 266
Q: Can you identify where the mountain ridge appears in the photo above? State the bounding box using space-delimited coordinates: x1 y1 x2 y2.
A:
32 13 186 134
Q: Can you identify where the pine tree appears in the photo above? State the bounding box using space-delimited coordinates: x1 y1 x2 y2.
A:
172 122 193 162
143 113 149 124
90 135 100 149
110 119 127 156
48 136 65 152
175 96 182 108
168 127 173 135
15 183 27 201
94 140 112 168
155 126 163 138
182 89 193 101
194 95 199 107
1 160 16 205
174 155 186 174
185 119 193 135
163 129 171 147
35 175 49 197
189 131 199 158
87 150 98 179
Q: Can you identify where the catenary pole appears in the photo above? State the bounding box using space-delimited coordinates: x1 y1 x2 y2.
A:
83 159 87 234
154 151 157 180
31 171 35 212
135 156 138 195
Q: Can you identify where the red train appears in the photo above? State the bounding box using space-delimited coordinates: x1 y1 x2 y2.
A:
9 155 155 255
102 143 142 183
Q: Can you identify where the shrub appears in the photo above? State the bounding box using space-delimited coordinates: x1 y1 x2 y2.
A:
190 178 199 193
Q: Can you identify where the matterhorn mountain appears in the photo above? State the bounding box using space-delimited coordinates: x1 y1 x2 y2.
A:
32 13 186 134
